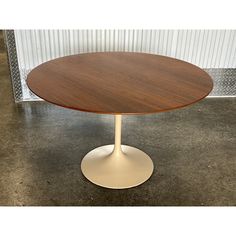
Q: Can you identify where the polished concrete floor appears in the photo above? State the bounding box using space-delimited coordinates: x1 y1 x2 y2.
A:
0 45 236 206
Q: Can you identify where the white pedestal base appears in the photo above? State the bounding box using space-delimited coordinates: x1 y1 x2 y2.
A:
81 115 154 189
81 144 154 189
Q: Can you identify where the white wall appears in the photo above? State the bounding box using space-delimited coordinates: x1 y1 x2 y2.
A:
15 30 236 69
14 30 236 99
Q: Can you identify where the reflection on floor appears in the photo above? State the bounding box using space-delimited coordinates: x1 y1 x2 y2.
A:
0 43 236 206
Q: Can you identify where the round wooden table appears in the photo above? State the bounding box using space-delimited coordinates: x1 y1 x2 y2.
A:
27 52 213 189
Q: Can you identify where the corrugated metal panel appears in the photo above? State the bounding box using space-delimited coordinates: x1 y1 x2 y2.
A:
15 29 236 69
13 30 236 100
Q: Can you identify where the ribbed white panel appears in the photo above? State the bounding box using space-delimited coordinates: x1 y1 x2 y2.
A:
14 30 236 99
15 30 236 69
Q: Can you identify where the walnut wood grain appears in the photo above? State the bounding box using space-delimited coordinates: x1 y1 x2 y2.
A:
26 52 213 114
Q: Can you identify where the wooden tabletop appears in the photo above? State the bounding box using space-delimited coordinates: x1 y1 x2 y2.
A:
27 52 213 114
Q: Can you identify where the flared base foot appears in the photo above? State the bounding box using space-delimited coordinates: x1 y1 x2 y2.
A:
81 145 154 189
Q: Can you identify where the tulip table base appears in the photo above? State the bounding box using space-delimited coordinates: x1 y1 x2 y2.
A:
81 115 154 189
